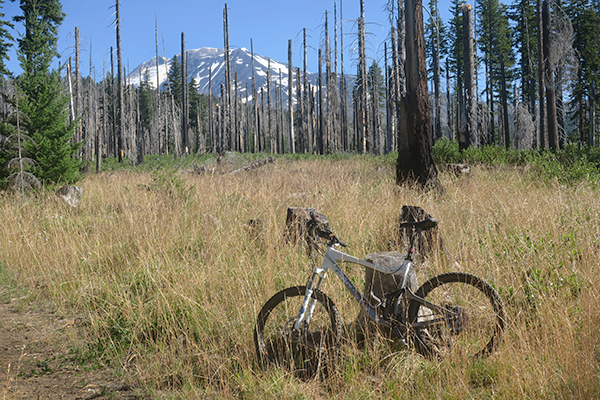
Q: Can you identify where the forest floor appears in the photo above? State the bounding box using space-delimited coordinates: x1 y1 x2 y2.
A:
0 300 141 400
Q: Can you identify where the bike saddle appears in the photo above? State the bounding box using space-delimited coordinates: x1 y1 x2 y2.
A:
399 217 438 231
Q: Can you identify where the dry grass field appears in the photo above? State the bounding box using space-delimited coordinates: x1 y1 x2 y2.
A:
0 155 599 399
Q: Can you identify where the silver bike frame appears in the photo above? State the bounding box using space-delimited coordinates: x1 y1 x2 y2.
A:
293 243 415 330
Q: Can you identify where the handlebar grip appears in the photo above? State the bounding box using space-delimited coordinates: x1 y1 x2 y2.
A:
332 236 348 247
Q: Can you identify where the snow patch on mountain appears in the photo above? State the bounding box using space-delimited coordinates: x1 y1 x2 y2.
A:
128 46 355 105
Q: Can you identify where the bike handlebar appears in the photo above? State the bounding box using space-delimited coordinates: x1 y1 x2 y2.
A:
331 236 348 248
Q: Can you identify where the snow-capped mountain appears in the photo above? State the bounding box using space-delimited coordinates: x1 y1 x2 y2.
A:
127 47 354 104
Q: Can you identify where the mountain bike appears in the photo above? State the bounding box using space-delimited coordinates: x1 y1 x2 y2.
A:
254 213 506 378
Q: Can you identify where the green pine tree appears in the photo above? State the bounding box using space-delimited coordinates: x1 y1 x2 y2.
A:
477 0 515 143
139 69 153 133
509 0 538 113
167 54 182 106
566 0 600 141
0 0 14 79
447 0 466 90
425 0 448 78
13 0 82 184
367 60 385 110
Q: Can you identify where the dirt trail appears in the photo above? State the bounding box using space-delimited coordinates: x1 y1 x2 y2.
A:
0 301 139 399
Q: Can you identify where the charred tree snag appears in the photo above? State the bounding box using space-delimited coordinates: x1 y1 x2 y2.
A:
463 4 476 148
396 0 442 192
115 0 124 162
543 0 559 150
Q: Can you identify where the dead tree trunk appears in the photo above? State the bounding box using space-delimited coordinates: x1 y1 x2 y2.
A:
288 39 295 153
251 39 258 152
358 0 368 153
339 2 349 151
208 67 214 152
396 0 442 192
500 55 510 149
223 4 232 152
385 44 392 153
537 0 546 149
318 49 324 154
296 67 304 153
74 27 84 157
543 0 558 150
267 59 274 153
154 15 163 154
115 0 124 162
304 28 313 153
391 25 401 152
181 32 189 153
397 0 406 96
432 17 442 142
590 83 596 147
463 4 476 148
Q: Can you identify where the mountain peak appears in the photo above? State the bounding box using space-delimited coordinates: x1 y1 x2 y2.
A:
128 46 354 104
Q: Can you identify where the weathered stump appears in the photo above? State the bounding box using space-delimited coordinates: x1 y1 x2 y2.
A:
247 219 264 240
355 252 419 342
446 163 471 177
356 206 442 344
396 205 442 261
283 207 330 246
56 185 83 207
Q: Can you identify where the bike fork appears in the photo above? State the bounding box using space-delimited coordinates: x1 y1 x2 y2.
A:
294 269 327 331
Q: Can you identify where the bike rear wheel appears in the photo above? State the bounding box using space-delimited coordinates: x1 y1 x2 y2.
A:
254 286 341 379
407 272 505 360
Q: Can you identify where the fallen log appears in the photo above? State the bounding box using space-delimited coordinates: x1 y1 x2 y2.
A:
227 156 274 175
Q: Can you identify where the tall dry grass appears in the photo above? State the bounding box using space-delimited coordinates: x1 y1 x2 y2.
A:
0 156 598 399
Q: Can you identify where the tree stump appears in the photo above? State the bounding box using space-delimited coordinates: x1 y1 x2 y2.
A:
56 185 83 207
355 252 419 341
396 205 442 262
283 207 330 246
446 163 471 177
356 206 442 343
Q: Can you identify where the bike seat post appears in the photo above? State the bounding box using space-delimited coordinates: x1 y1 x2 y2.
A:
407 227 416 261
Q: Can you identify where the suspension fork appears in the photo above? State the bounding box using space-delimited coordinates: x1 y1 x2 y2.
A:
293 265 328 331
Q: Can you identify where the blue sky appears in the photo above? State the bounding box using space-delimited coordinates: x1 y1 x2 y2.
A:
2 0 452 79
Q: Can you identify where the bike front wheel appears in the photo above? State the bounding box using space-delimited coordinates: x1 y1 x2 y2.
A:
254 286 342 379
407 272 505 360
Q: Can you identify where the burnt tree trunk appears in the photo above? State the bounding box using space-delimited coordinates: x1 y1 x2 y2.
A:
288 39 295 153
543 0 558 150
396 0 442 192
181 32 188 153
251 39 258 152
115 0 124 162
223 4 232 152
500 55 510 149
358 0 368 153
432 18 442 142
537 0 546 149
463 4 476 148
